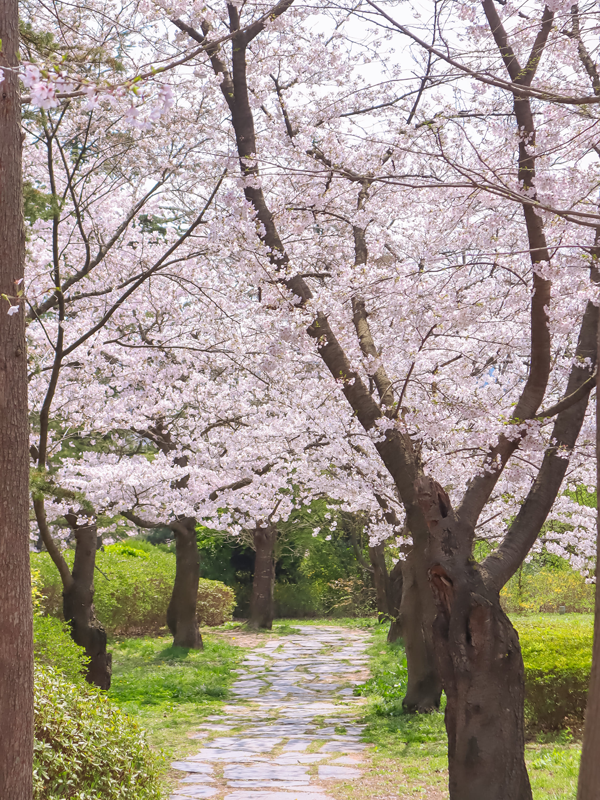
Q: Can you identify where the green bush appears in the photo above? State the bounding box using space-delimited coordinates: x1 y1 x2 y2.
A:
32 564 89 683
32 544 234 635
33 616 88 684
274 581 325 617
197 579 235 626
34 665 163 799
515 614 593 730
502 565 594 613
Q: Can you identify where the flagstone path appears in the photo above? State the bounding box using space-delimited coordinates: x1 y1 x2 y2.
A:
169 626 371 800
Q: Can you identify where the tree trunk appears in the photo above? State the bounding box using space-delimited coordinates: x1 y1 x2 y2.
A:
387 558 404 643
167 518 202 649
63 518 112 690
248 524 277 630
369 542 391 617
0 3 34 795
417 476 532 800
400 546 443 711
577 317 600 799
431 566 531 800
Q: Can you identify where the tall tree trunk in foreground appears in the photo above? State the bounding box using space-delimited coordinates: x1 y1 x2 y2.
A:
63 515 112 689
0 2 34 794
577 319 600 799
386 558 404 644
248 524 277 630
417 477 531 800
167 517 202 649
368 542 391 617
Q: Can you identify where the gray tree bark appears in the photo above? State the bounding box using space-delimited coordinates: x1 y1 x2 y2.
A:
0 2 34 795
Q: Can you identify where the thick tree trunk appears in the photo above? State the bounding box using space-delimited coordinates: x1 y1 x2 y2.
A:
248 524 277 630
387 558 404 643
431 567 531 800
167 518 202 649
577 319 600 799
63 518 112 690
400 546 442 711
417 477 531 800
0 4 34 795
369 542 391 617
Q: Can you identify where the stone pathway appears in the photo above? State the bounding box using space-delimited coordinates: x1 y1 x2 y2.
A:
170 625 371 800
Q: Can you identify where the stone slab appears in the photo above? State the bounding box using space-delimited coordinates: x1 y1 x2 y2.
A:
318 766 361 779
171 788 218 799
225 793 333 800
224 765 308 781
274 755 328 764
190 750 270 762
227 782 312 789
204 738 281 752
171 762 214 773
318 742 366 753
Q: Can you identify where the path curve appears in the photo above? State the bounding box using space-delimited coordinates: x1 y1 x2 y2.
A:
170 625 371 800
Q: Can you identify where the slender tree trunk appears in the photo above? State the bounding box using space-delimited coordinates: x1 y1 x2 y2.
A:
0 4 34 795
63 517 112 689
400 546 442 711
167 517 202 649
369 542 391 617
387 558 404 643
577 318 600 799
417 477 531 800
248 524 277 630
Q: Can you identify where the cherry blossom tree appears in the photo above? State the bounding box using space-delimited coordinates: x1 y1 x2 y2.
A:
18 0 600 796
162 1 600 796
22 33 228 679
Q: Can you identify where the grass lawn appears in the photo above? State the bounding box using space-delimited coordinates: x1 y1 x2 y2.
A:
348 620 583 800
107 630 248 790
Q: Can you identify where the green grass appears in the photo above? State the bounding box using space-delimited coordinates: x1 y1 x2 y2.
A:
512 612 593 636
108 633 245 763
351 621 582 800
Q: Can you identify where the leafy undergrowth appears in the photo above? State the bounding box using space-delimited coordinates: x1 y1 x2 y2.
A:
346 623 582 800
514 614 592 731
108 633 246 766
35 666 163 800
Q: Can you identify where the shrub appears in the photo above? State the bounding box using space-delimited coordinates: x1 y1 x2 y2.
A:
34 665 163 799
197 579 235 626
274 581 325 618
32 545 235 635
515 615 593 730
502 565 594 614
32 564 89 683
33 616 89 684
323 576 377 617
